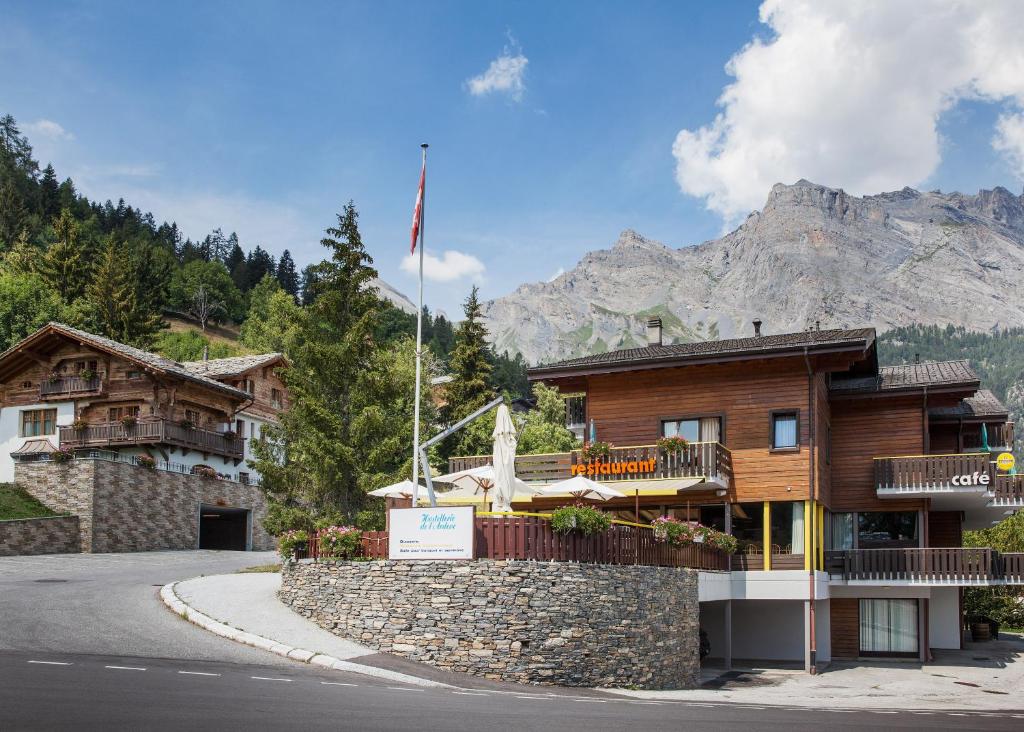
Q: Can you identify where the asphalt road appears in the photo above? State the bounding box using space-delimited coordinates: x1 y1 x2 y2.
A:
0 551 1020 731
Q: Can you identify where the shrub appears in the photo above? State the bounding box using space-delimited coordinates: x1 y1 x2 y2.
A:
136 455 156 470
51 445 74 463
550 503 611 535
656 435 689 452
580 441 613 462
278 529 309 561
262 503 315 536
317 525 362 559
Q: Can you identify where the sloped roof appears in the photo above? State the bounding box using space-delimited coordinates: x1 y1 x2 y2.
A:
0 323 251 401
929 389 1009 420
182 353 284 379
528 328 875 377
11 438 57 455
830 360 980 394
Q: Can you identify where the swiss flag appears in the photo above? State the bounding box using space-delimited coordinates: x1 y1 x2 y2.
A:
410 160 425 254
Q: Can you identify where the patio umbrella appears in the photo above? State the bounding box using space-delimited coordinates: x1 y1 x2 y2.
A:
367 480 422 499
537 474 626 501
491 404 518 513
427 464 536 507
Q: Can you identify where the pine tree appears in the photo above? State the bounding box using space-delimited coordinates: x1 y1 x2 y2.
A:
0 179 28 248
86 239 164 347
37 209 89 303
443 286 496 456
276 249 300 299
244 245 275 290
39 164 60 221
299 264 320 305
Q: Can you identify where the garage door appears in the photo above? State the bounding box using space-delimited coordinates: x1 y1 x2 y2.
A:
199 505 250 550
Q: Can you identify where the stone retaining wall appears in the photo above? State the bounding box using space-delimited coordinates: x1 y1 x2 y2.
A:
0 515 81 556
280 559 699 689
15 459 272 552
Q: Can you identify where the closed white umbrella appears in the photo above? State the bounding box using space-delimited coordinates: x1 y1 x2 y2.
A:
368 479 422 499
537 474 626 501
491 404 518 513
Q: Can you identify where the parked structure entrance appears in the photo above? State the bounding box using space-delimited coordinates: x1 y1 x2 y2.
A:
199 505 250 550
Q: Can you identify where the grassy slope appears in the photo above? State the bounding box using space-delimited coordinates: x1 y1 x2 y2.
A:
164 315 243 347
0 483 60 520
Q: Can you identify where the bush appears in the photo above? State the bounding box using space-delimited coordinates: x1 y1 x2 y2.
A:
317 525 362 559
965 587 1024 629
278 529 309 561
262 503 315 536
550 503 611 535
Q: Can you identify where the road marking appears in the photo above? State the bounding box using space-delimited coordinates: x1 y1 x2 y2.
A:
626 701 665 705
27 660 72 666
105 665 147 671
452 691 488 696
386 687 423 692
321 682 358 687
251 676 292 682
870 711 898 714
516 695 551 700
572 699 608 703
178 671 221 677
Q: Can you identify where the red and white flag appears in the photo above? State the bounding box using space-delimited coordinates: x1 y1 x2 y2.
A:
410 159 425 254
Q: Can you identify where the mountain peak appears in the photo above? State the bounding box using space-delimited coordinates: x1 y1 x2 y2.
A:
613 229 666 251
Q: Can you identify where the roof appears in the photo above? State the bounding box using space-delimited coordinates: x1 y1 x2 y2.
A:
11 438 57 456
0 323 251 401
830 360 980 395
929 389 1009 420
182 353 284 379
528 328 876 377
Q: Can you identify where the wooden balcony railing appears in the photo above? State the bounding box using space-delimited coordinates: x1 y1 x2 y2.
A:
59 418 243 459
297 514 732 571
448 441 732 487
875 453 992 493
992 474 1024 505
962 423 1015 450
39 376 102 398
826 548 1024 583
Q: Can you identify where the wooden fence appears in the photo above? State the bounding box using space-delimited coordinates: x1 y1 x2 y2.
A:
59 418 244 459
296 515 730 570
875 453 992 492
827 547 1011 582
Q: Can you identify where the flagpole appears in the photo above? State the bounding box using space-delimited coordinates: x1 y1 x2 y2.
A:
412 143 428 507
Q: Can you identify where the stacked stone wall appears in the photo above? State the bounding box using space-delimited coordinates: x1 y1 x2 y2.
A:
0 515 81 556
280 559 699 689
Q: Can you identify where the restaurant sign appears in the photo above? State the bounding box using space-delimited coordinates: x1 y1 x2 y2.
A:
388 506 475 560
571 458 657 477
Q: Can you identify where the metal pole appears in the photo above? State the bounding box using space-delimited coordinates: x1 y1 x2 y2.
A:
419 396 504 507
411 143 428 507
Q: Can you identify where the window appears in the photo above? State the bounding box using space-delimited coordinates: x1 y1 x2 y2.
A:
730 502 764 554
185 409 201 425
858 512 918 549
250 421 256 439
828 512 855 550
239 471 251 485
21 409 57 437
771 411 798 450
236 419 245 436
108 405 140 422
769 501 804 555
661 416 722 443
126 370 143 380
860 599 918 656
271 388 282 409
245 379 255 394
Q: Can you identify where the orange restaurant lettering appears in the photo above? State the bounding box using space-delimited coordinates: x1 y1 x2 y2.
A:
570 459 658 477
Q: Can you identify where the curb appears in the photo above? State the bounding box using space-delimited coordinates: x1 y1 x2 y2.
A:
159 581 453 688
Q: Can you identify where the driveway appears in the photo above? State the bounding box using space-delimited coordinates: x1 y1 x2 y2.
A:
0 550 286 664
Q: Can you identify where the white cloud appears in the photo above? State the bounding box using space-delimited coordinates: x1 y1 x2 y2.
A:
673 0 1024 226
466 35 528 102
994 112 1024 179
24 119 74 141
401 248 486 283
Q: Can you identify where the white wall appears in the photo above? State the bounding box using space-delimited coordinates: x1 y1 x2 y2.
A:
929 587 961 650
699 571 732 602
731 600 805 661
699 601 728 661
235 412 274 482
0 401 74 482
814 599 831 663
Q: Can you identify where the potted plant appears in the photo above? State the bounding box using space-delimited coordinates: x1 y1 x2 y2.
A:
47 372 62 384
71 418 88 432
136 455 156 470
222 429 238 441
179 418 195 430
193 465 217 479
278 529 310 561
656 435 689 453
51 445 74 463
651 516 695 546
317 525 363 559
550 502 612 535
580 441 613 462
120 414 137 429
79 368 96 381
708 531 738 555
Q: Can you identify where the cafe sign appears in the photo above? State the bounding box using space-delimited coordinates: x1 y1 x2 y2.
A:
388 506 475 560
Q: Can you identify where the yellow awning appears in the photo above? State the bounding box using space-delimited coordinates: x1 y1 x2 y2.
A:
527 476 707 499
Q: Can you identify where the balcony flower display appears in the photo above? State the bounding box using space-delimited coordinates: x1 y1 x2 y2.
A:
651 517 737 554
278 529 309 561
136 455 156 470
580 440 613 462
656 435 689 453
78 368 96 380
222 429 238 441
51 445 74 463
551 502 612 535
120 415 137 429
71 418 88 431
193 465 217 479
317 525 363 559
179 418 195 430
708 532 738 554
47 372 62 384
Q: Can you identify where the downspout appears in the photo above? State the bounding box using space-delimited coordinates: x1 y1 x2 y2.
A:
804 346 817 674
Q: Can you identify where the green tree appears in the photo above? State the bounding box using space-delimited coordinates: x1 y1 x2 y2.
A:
239 275 301 354
154 329 246 361
39 164 60 221
37 209 90 303
169 259 244 327
0 271 66 350
442 286 496 456
85 238 164 347
964 512 1024 628
516 382 579 454
0 179 29 248
251 201 382 523
276 249 300 300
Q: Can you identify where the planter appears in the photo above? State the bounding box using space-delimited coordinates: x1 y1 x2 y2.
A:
970 622 991 642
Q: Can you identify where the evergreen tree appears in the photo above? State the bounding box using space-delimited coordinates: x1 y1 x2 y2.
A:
244 245 275 291
39 164 60 221
239 275 301 354
37 208 89 303
85 239 164 347
442 286 496 456
428 312 456 360
275 249 300 299
251 201 381 521
224 240 245 275
299 264 320 305
0 180 28 248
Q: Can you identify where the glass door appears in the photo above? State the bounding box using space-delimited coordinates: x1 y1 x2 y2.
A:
859 599 918 656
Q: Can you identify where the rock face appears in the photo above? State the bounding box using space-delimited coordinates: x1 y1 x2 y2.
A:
370 277 417 314
280 558 700 689
483 181 1024 364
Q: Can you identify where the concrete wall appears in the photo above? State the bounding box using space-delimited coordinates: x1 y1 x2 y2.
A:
930 587 961 649
731 600 805 661
699 600 728 661
15 458 272 552
814 599 831 663
0 515 80 556
0 401 74 482
281 559 701 689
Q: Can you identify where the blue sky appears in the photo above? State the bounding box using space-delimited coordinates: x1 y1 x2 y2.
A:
3 1 1023 317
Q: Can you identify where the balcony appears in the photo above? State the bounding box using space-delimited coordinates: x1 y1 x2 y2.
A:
875 453 994 495
40 376 103 399
992 474 1024 506
448 441 732 488
962 422 1015 451
59 418 243 460
827 548 1024 585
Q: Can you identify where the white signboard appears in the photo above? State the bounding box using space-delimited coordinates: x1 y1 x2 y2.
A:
388 506 475 560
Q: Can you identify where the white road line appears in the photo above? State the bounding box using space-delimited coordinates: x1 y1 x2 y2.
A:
105 665 146 671
178 671 221 677
516 696 551 700
626 701 665 705
870 711 898 714
321 682 358 687
451 691 488 696
251 676 292 682
27 660 72 666
572 699 608 703
386 687 423 692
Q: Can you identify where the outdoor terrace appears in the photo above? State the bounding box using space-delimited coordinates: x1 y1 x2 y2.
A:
39 375 103 399
827 548 1024 585
59 418 244 460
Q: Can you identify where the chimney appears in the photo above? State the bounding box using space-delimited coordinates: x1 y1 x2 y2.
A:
646 318 663 346
752 319 762 338
815 320 820 331
914 353 920 364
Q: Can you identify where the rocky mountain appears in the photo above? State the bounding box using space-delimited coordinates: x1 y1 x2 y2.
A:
371 277 417 314
483 180 1024 365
